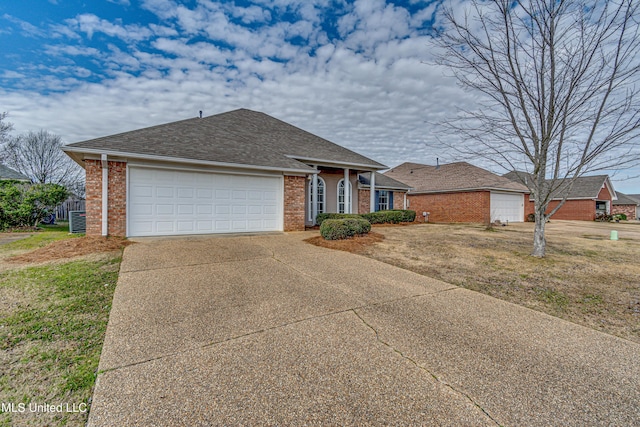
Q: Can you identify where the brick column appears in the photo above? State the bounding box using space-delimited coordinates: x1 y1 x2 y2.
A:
283 175 306 231
83 159 127 237
84 159 102 236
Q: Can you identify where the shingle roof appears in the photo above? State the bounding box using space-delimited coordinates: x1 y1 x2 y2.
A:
63 109 386 172
0 164 30 181
613 192 640 205
358 172 411 190
384 162 528 194
504 171 612 199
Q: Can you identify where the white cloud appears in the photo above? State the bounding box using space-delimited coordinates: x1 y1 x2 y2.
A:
3 0 638 193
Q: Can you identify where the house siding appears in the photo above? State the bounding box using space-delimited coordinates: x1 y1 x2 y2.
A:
284 175 306 231
525 186 614 221
84 159 127 236
408 191 490 223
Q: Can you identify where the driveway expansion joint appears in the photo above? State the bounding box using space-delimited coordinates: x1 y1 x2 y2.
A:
351 309 502 426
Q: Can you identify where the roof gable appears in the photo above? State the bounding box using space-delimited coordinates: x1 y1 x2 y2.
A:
503 171 615 200
384 162 528 193
614 192 640 205
63 109 386 172
0 164 30 181
358 172 411 190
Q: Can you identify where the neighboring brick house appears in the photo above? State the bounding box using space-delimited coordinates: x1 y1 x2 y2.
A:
62 109 389 237
504 172 617 221
612 193 639 220
384 162 528 223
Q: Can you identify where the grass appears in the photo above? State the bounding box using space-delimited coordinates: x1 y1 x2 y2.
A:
0 223 80 253
353 221 640 344
0 225 123 427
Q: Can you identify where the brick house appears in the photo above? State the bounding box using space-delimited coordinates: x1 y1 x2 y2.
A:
62 109 391 237
612 193 639 220
384 162 528 223
504 172 617 221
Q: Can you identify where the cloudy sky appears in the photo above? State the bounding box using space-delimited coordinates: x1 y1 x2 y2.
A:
1 0 639 192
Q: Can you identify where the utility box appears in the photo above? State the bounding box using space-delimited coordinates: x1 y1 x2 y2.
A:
69 211 87 233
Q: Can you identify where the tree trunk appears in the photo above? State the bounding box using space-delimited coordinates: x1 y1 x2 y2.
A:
532 209 546 257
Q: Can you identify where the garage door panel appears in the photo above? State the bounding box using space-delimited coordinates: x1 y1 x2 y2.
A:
156 187 173 198
156 204 174 215
128 167 283 236
490 192 524 223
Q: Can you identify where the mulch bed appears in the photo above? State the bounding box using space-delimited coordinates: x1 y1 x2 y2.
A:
8 236 134 263
304 232 384 253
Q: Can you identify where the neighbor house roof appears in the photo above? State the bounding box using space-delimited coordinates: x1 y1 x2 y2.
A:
358 172 411 191
503 171 616 200
384 162 528 194
0 164 30 181
613 192 640 206
63 109 386 173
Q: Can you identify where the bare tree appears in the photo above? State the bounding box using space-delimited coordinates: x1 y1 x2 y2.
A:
2 130 84 196
0 112 12 144
433 0 640 257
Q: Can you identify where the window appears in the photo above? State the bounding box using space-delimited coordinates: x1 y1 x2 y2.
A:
377 190 389 211
596 201 607 213
308 177 325 221
337 179 351 213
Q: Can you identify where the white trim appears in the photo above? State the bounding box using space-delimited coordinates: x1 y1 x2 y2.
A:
308 176 325 222
126 161 284 178
287 155 386 170
101 154 108 236
62 147 315 175
369 172 376 213
337 178 352 214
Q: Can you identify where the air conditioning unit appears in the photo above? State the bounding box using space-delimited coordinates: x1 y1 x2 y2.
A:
69 211 87 233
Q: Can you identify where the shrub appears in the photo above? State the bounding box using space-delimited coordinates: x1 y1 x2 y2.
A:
320 218 371 240
316 213 362 226
614 213 627 221
0 182 68 229
527 213 536 222
317 210 416 226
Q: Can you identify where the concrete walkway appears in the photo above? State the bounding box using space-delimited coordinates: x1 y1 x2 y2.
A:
89 233 640 426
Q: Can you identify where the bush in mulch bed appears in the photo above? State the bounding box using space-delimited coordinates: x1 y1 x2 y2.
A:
320 218 372 240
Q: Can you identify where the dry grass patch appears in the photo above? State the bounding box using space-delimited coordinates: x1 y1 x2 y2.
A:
7 236 133 264
310 221 640 344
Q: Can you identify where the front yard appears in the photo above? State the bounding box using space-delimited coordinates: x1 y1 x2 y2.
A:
0 225 128 427
357 221 640 344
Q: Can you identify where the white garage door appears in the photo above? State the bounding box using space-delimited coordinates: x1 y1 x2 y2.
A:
128 167 283 237
490 192 524 223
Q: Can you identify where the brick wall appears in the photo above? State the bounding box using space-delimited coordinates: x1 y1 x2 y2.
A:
84 159 127 236
85 159 102 236
284 175 306 231
393 192 405 210
612 204 637 219
525 185 614 221
108 161 127 236
358 189 370 214
408 191 490 223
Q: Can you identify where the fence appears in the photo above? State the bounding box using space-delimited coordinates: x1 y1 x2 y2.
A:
54 199 85 221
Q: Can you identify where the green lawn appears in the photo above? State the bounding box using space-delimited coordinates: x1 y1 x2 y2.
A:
0 225 123 427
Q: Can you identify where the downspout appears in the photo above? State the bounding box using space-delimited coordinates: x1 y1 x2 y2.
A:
101 154 108 236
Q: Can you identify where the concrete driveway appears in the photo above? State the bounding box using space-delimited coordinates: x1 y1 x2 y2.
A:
89 232 640 426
